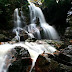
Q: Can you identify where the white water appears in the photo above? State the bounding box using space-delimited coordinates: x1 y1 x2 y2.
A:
28 2 41 39
13 1 60 40
0 1 60 72
20 8 26 26
13 8 36 40
0 44 14 72
14 8 21 28
0 41 56 72
28 24 41 39
28 1 60 40
15 30 20 41
13 8 22 41
56 0 59 3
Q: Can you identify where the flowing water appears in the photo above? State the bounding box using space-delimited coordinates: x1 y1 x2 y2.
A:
14 8 21 28
0 41 56 72
20 8 26 27
0 43 14 72
27 0 60 40
28 24 41 39
28 2 41 39
13 8 22 41
0 0 60 72
13 1 60 40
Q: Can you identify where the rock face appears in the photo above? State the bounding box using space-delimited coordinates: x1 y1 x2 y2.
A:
20 30 28 41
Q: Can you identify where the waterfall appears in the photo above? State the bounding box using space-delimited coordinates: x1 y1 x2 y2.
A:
14 8 21 28
0 41 56 72
28 24 41 39
13 8 24 41
13 1 60 40
28 2 41 39
0 1 60 72
28 0 60 40
0 44 14 72
20 7 26 26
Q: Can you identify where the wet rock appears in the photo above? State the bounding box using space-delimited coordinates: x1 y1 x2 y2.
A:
59 64 72 72
62 45 72 55
26 38 37 42
4 40 72 72
68 45 72 49
8 58 32 72
32 55 63 72
69 50 72 55
53 45 72 66
38 53 72 72
35 56 72 72
31 55 50 72
55 53 71 63
11 38 17 42
7 46 32 72
19 30 28 41
20 35 28 41
36 55 50 66
14 46 30 59
43 40 64 50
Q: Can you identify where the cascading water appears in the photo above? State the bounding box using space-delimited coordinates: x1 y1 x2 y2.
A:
0 44 14 72
0 1 60 72
14 8 21 28
28 2 41 39
28 0 60 40
13 8 22 41
28 24 41 39
13 1 60 40
20 8 26 27
0 41 56 72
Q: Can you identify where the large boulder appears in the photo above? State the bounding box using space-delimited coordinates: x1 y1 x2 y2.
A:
7 46 32 72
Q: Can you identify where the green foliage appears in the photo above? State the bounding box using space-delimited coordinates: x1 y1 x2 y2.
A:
41 0 44 3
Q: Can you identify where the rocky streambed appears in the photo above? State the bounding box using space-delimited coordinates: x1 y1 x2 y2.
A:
0 39 72 72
